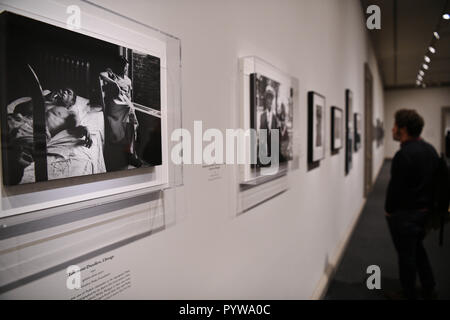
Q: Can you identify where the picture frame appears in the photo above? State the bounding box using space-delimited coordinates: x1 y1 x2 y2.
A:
331 106 343 153
308 91 326 164
375 118 385 148
0 0 182 218
354 112 362 152
345 89 353 175
238 56 300 214
239 56 300 185
1 11 163 187
0 0 183 292
249 72 294 169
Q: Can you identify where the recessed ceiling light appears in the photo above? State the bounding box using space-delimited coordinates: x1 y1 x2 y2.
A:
417 75 423 80
419 70 425 76
416 80 421 86
423 63 429 70
443 13 450 20
434 32 440 39
424 55 430 63
429 46 436 54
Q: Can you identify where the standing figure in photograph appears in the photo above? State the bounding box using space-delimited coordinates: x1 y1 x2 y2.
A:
100 56 142 170
259 85 278 164
316 105 323 147
277 102 290 163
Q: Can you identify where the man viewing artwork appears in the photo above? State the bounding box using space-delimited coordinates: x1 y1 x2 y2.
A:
385 109 441 300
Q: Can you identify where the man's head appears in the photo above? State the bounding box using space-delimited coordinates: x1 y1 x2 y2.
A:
393 109 424 142
264 85 275 111
53 88 76 108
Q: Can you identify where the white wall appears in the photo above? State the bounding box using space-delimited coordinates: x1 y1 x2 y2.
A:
385 87 450 158
2 0 385 299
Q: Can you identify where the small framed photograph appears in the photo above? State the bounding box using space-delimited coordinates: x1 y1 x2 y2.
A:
250 73 294 168
308 91 326 163
345 89 353 174
354 112 362 151
375 118 384 148
331 106 343 152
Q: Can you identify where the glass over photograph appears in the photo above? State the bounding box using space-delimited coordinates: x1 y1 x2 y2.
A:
249 72 293 168
308 91 326 163
0 11 162 186
331 106 343 151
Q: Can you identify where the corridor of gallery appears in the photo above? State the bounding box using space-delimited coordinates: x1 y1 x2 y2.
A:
325 160 450 300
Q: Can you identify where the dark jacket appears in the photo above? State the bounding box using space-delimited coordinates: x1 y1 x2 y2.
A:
385 138 439 214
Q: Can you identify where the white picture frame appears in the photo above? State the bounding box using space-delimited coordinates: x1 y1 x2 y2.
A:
0 0 181 219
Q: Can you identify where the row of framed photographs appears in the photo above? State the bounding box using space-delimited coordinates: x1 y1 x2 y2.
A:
238 56 367 212
308 90 362 173
241 56 364 188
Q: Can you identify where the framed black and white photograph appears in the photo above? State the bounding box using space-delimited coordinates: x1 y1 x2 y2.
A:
0 1 182 218
308 91 326 164
375 118 385 148
331 106 343 153
239 56 299 213
0 11 163 187
0 1 183 292
354 112 362 152
345 89 353 175
250 73 293 168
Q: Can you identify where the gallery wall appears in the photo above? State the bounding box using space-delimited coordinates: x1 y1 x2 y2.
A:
2 0 386 299
385 87 450 158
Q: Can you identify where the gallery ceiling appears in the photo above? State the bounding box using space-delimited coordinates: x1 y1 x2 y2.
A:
361 0 450 89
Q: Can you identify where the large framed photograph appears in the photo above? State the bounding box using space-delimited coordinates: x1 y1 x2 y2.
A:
1 11 162 186
250 73 294 168
308 91 326 164
354 112 362 152
0 0 182 292
0 0 181 218
345 89 353 175
331 106 343 153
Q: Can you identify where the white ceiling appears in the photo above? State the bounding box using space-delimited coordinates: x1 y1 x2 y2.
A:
361 0 450 89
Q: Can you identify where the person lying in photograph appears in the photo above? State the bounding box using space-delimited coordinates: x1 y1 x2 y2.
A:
6 91 93 184
45 87 92 124
43 87 92 147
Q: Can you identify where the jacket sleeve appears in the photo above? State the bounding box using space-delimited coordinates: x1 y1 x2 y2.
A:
385 151 407 214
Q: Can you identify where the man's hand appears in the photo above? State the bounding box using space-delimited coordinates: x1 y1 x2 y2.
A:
72 126 93 148
17 149 34 168
84 133 93 149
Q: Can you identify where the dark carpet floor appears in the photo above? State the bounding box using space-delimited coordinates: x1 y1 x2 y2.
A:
325 160 450 300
